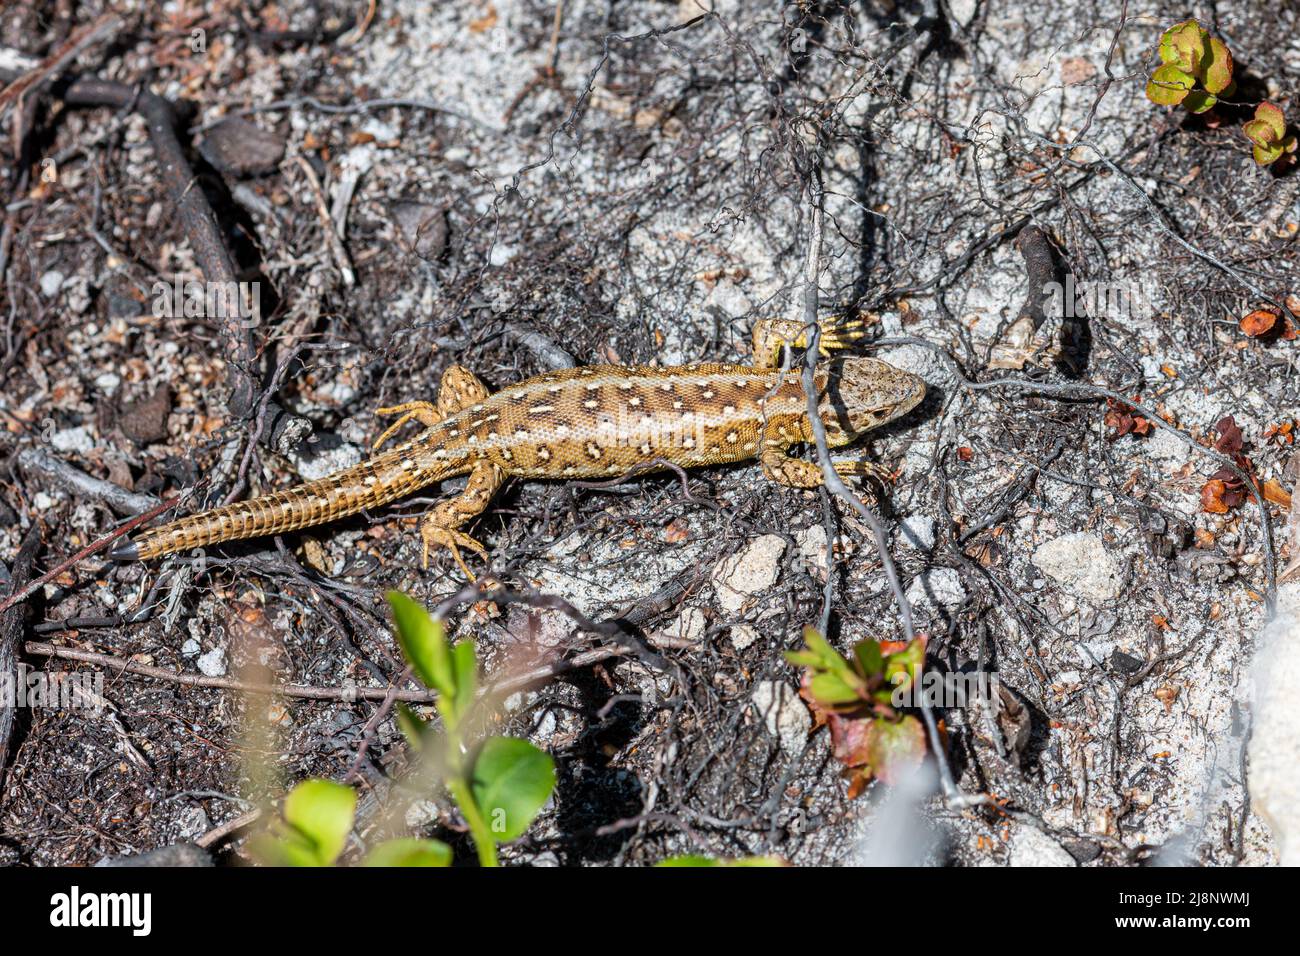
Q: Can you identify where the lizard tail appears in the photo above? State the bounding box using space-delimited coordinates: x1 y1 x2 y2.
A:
111 447 462 561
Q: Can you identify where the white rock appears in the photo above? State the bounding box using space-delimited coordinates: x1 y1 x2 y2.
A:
1144 427 1188 464
196 648 227 677
1008 826 1076 867
293 442 362 481
751 680 810 754
948 0 978 25
94 372 121 394
1032 532 1121 602
899 515 936 550
712 534 786 613
181 638 200 656
730 624 759 651
1248 584 1300 865
51 427 95 455
905 568 966 610
404 799 440 829
796 524 830 576
39 270 65 298
654 606 705 645
176 806 211 839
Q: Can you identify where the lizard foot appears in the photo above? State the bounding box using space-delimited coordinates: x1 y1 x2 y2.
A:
420 521 488 581
831 458 895 483
373 402 441 451
814 316 869 357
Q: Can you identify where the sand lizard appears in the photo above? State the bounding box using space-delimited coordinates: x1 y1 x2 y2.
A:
111 319 925 577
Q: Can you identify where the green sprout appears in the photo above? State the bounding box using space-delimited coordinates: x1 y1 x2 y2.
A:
1243 103 1297 166
785 627 928 795
249 779 452 867
1145 19 1234 113
251 591 556 867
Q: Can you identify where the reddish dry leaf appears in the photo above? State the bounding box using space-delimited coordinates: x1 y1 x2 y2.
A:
1105 396 1154 439
957 446 974 462
1263 420 1295 445
1214 416 1244 455
1263 479 1293 509
662 518 690 543
469 5 498 32
1201 479 1231 514
1240 307 1280 337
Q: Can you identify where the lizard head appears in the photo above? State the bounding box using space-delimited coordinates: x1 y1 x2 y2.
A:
815 357 926 442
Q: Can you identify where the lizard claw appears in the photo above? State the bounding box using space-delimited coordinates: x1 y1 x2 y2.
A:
831 458 895 483
815 316 869 356
420 522 488 581
373 402 440 451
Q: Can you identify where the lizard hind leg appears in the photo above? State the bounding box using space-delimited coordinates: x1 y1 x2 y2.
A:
372 364 493 451
372 401 441 451
419 459 505 580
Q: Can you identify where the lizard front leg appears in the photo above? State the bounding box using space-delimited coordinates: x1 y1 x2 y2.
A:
750 317 867 370
759 420 889 488
373 364 492 450
760 448 886 488
420 459 505 579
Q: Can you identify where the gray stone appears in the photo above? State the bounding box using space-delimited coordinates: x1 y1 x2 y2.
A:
1033 532 1121 602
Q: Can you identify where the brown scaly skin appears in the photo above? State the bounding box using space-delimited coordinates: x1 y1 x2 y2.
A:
113 320 925 578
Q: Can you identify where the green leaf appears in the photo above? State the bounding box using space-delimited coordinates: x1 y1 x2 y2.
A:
388 591 453 695
784 649 822 668
281 779 357 866
1145 65 1193 106
1157 20 1205 74
451 638 479 720
852 639 884 678
363 838 453 867
1253 142 1284 166
1244 118 1276 148
1257 103 1287 140
866 715 927 785
1202 37 1233 94
808 671 860 705
1182 90 1217 114
801 627 859 682
247 832 321 867
470 737 556 842
883 638 926 694
395 703 428 754
657 854 723 867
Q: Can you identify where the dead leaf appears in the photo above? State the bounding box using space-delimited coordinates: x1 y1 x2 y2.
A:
1201 479 1231 514
469 5 498 32
663 517 690 543
1263 479 1293 509
1241 307 1280 337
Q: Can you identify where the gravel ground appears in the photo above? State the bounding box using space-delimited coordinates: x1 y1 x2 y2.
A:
0 1 1296 867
